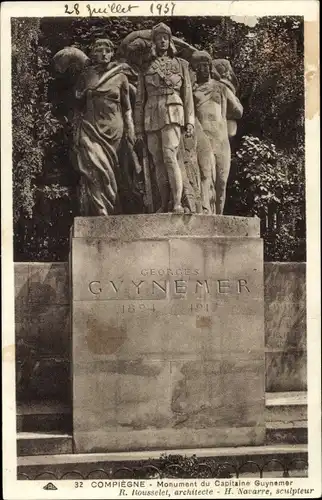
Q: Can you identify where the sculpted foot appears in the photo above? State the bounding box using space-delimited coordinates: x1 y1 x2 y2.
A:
173 204 184 214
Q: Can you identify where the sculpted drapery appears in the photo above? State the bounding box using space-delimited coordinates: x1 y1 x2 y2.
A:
54 39 139 216
75 62 133 215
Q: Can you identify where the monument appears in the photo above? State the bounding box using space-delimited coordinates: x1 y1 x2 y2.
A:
54 23 265 453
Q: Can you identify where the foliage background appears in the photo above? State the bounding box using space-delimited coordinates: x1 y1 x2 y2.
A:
11 16 305 262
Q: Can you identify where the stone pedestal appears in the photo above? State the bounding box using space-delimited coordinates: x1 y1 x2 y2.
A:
71 214 265 453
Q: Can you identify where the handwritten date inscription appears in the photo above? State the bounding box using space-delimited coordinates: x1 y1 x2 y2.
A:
64 2 176 16
64 3 139 15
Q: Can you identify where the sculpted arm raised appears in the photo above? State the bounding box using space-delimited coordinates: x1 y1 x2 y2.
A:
180 59 195 135
74 69 88 103
120 75 135 144
225 85 243 120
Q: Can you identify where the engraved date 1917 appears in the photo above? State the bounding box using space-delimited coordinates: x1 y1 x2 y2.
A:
190 303 210 313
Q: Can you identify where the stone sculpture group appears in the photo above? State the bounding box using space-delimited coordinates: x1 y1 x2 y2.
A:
53 22 243 216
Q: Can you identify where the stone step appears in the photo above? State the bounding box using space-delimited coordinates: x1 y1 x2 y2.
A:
266 392 307 406
265 392 307 444
266 421 308 445
17 401 71 433
17 443 308 479
17 432 73 457
265 392 307 422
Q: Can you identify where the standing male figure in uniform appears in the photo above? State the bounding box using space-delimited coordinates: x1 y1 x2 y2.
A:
134 23 195 214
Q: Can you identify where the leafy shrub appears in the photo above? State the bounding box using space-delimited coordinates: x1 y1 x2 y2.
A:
119 454 234 479
12 18 77 261
227 135 305 261
155 453 233 478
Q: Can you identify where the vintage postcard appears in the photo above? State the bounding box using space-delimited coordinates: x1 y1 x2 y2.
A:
1 1 320 498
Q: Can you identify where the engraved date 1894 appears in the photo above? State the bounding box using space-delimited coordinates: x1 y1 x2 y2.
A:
122 303 155 313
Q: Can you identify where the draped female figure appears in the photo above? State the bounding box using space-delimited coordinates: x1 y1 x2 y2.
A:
73 39 138 215
53 38 139 215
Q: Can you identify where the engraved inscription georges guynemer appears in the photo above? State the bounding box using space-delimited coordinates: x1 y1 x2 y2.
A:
88 277 251 296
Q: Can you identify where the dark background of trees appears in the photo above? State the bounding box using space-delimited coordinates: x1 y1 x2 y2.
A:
12 16 305 262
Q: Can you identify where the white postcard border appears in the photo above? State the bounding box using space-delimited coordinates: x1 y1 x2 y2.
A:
1 2 320 498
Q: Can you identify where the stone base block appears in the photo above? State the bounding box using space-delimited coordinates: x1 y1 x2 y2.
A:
71 215 265 452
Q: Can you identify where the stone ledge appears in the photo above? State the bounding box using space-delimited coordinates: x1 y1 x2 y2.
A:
17 443 307 466
17 432 73 456
74 426 266 454
72 214 260 239
266 392 307 406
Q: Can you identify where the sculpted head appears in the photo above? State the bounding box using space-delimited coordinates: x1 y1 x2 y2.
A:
90 39 114 66
151 23 177 57
212 58 238 90
191 50 213 81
